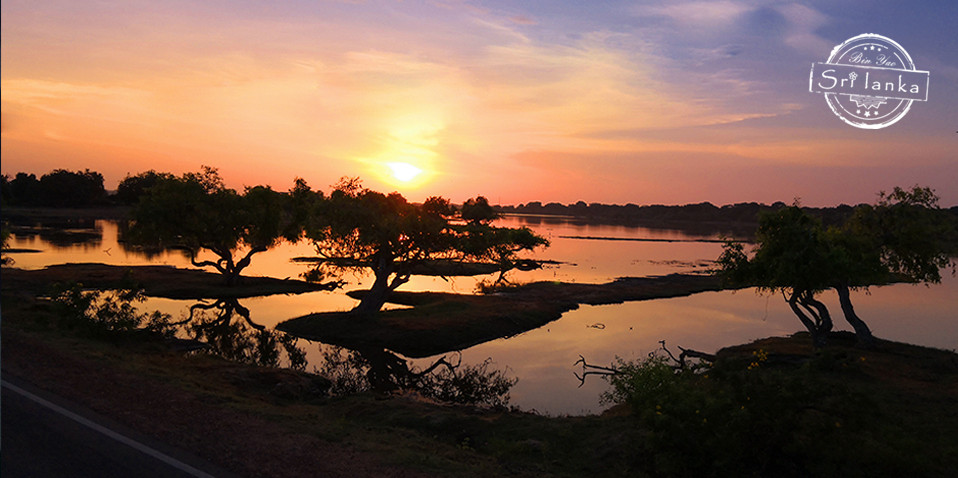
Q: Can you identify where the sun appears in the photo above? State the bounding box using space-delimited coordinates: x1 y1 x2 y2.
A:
365 115 440 189
386 162 423 183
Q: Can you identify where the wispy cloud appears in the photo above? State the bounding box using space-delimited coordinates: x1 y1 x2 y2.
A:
776 3 830 55
640 0 751 29
509 15 537 25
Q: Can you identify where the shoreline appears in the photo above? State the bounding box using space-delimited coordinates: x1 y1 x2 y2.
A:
1 263 336 299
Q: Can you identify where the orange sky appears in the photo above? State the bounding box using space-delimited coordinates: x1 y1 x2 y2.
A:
3 1 956 206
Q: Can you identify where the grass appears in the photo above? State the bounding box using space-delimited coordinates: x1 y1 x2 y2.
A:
2 263 335 299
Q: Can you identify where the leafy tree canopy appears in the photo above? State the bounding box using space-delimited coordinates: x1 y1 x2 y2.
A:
842 186 953 284
303 178 548 314
115 170 175 205
2 169 106 207
717 186 953 347
718 205 837 346
460 195 499 225
126 166 301 284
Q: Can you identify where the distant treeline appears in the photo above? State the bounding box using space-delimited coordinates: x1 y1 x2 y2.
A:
2 170 109 207
498 200 958 233
3 169 957 250
1 169 173 208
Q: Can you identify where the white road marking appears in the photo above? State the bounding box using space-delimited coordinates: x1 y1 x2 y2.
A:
2 380 218 478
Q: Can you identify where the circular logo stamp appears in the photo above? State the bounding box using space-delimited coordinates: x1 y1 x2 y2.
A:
809 33 929 129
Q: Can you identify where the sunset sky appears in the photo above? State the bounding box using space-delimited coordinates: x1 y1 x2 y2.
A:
3 0 956 206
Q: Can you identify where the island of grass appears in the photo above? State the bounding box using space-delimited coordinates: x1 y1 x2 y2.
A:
279 273 729 357
1 263 337 299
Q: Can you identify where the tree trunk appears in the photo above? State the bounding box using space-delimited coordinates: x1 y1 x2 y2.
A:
229 246 266 285
803 293 834 335
787 290 831 348
353 270 392 316
352 255 413 316
224 269 240 286
835 283 875 347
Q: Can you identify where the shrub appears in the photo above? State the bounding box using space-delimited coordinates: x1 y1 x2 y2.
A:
601 350 863 477
50 283 173 339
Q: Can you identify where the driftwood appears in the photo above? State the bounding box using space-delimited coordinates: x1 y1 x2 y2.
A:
573 355 618 387
658 340 716 369
574 340 715 387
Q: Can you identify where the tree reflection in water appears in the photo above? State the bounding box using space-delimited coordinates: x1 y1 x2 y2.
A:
317 345 517 407
117 220 192 261
170 298 307 370
41 277 515 407
7 217 103 248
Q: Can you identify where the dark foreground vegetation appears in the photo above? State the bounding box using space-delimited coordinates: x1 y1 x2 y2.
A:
3 285 956 477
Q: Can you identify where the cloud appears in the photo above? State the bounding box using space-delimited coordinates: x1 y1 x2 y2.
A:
643 0 751 28
509 15 537 25
4 0 955 206
776 3 831 55
0 3 803 196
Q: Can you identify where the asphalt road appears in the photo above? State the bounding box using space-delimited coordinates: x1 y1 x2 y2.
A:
1 377 237 478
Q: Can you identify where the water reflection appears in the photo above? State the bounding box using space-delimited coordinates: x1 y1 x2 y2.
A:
3 215 727 287
155 297 517 407
168 298 307 370
501 215 732 284
508 214 750 240
5 218 191 270
316 345 516 407
8 217 103 248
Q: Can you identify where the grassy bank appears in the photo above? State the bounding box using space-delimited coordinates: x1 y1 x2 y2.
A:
2 263 335 299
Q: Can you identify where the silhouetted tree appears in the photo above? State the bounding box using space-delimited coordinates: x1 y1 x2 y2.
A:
718 187 953 347
825 186 954 345
460 195 499 225
38 169 106 207
114 170 175 205
717 206 835 347
7 172 41 205
1 169 106 206
1 175 11 205
303 179 547 315
126 167 301 285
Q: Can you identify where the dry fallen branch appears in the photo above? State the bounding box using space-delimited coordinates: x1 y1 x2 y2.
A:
574 341 715 387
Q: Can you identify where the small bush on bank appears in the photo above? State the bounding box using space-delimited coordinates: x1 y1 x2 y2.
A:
49 283 173 339
598 346 931 477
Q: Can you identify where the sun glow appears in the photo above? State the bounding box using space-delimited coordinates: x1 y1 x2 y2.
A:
363 114 443 190
387 162 423 183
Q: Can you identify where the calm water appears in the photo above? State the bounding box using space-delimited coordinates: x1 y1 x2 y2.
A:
6 216 956 415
